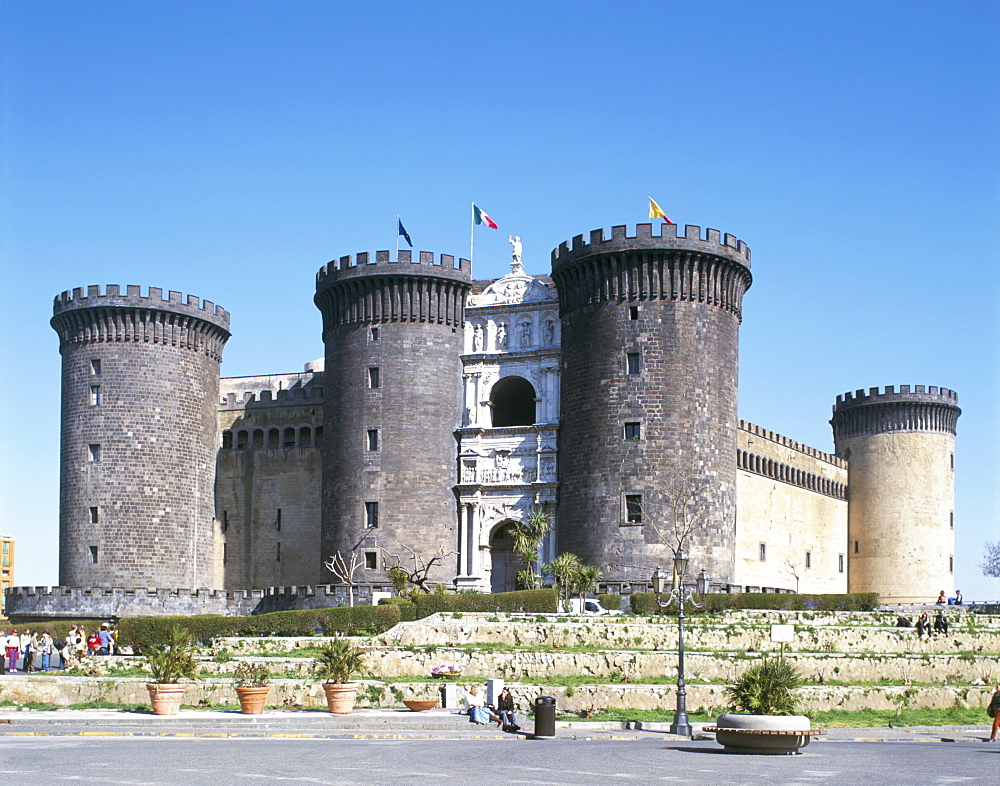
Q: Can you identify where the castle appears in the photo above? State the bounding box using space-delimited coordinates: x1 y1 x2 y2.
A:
7 222 961 619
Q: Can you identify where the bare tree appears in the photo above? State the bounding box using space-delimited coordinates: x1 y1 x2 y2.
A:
324 550 363 607
635 471 716 585
380 543 457 595
981 541 1000 578
784 557 802 593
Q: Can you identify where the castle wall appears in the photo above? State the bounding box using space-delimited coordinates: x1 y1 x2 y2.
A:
216 373 325 589
50 285 229 589
831 386 960 604
552 224 752 586
735 421 848 593
314 251 471 584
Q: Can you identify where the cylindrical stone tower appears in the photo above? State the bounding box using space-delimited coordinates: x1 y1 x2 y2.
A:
51 285 230 588
831 385 960 603
551 224 753 586
314 250 471 583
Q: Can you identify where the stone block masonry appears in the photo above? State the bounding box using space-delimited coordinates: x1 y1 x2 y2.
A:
50 285 230 589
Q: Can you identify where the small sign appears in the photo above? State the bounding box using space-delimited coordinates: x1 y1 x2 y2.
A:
770 624 795 643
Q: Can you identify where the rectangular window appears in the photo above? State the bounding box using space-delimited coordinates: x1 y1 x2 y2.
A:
629 306 639 320
950 511 953 529
624 422 641 440
949 555 954 573
276 542 281 562
222 510 229 533
89 506 99 524
368 367 380 388
223 543 227 565
89 546 98 564
88 444 101 462
854 540 860 554
276 509 282 531
759 543 767 562
626 352 641 375
625 494 642 524
365 551 377 570
365 501 379 528
370 326 380 342
838 554 845 573
1 542 7 553
367 429 379 451
90 385 102 405
805 551 811 569
90 359 101 375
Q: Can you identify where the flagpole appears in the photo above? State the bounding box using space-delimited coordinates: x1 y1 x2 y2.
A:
470 202 475 266
396 214 399 259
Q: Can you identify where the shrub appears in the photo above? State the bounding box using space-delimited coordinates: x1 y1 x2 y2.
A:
312 637 369 684
624 592 880 615
144 623 199 684
725 658 803 715
233 661 270 688
411 588 557 618
598 594 622 611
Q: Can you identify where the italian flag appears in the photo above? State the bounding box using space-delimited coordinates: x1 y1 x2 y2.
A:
473 204 498 229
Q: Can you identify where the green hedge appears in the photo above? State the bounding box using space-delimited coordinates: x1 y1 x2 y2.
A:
628 592 880 615
117 605 402 652
411 588 557 617
598 594 622 611
377 597 417 621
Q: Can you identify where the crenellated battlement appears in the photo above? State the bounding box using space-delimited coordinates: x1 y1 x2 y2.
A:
738 419 846 467
834 385 959 408
316 250 471 289
831 385 961 439
53 284 230 330
219 387 324 409
551 223 751 271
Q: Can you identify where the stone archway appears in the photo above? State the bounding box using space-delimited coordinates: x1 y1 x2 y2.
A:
490 520 526 593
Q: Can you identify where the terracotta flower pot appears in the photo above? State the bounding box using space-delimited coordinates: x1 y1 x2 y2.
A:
235 686 270 715
323 682 358 714
147 683 187 716
402 699 439 712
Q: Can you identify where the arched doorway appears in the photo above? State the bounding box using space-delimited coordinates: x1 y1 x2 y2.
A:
490 520 526 593
490 376 536 427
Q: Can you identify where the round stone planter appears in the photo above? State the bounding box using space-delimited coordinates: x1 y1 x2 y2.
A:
146 683 187 716
709 714 818 755
323 682 358 714
235 686 271 715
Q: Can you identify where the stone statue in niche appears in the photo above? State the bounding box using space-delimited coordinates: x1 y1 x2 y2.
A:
473 324 483 352
543 319 555 346
496 322 507 350
520 322 532 349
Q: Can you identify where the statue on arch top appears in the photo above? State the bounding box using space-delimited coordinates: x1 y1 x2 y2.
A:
508 235 524 275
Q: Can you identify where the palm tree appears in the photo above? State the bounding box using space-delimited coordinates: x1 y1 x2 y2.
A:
543 552 581 606
511 508 551 589
573 565 603 602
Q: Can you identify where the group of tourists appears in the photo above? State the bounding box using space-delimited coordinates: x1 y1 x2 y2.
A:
1 623 118 672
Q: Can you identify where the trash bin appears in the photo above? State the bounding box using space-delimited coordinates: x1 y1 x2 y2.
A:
533 696 556 739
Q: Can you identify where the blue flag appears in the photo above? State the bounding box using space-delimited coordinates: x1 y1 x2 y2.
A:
398 219 412 247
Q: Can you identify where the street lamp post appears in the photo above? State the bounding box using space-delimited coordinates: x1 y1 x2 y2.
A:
652 551 711 737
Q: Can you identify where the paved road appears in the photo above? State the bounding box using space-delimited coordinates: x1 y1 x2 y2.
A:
1 735 996 785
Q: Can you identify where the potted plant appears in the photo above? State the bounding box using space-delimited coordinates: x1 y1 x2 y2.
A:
144 624 200 716
710 657 820 754
312 636 368 714
233 661 271 715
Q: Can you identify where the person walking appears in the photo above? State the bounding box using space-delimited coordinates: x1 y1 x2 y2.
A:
20 629 33 673
988 684 1000 742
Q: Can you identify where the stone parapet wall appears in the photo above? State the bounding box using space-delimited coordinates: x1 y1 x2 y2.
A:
0 676 992 715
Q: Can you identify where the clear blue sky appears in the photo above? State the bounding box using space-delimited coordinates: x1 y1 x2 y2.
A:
2 1 997 597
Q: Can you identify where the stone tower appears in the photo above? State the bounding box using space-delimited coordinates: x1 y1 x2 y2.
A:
830 385 960 602
51 285 230 588
551 224 753 587
314 251 472 583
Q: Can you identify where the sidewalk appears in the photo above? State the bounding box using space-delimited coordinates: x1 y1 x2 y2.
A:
0 707 994 743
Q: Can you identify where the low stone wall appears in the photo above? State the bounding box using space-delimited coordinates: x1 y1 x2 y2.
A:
372 614 1000 655
0 675 993 715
